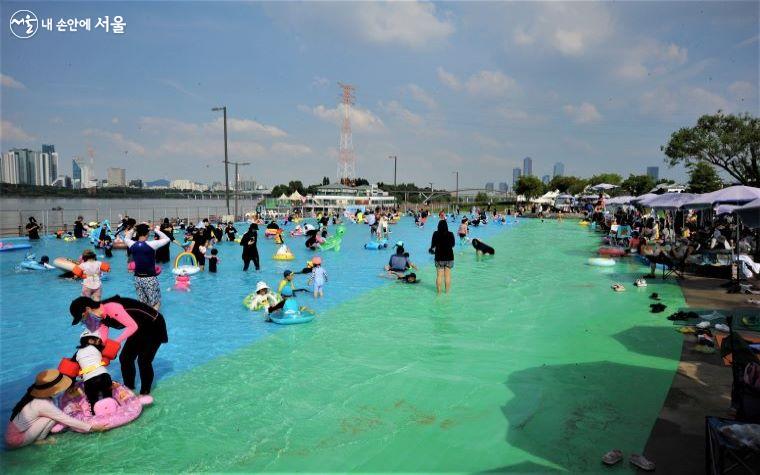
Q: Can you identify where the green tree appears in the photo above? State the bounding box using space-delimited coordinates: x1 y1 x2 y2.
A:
663 112 760 186
687 162 723 193
270 184 289 197
287 180 305 194
548 175 584 193
475 192 489 203
514 175 545 199
587 173 623 186
621 174 656 196
322 176 330 185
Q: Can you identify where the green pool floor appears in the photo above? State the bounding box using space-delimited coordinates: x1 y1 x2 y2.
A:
1 221 684 473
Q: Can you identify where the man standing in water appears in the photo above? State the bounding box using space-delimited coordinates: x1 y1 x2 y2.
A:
25 217 40 239
124 223 170 310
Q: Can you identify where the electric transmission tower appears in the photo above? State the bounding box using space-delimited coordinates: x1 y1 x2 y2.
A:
337 82 356 185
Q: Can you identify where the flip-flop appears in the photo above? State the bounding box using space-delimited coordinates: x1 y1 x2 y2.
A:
629 454 655 471
602 449 623 466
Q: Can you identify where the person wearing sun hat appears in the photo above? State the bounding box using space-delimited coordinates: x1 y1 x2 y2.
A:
248 281 286 317
5 369 106 448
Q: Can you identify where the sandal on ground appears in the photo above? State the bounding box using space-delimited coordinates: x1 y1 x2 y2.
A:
602 449 623 466
629 454 655 471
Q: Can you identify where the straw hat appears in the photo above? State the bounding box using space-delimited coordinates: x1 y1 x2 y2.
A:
29 370 72 398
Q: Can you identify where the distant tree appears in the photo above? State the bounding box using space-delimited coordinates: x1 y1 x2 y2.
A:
568 178 589 195
514 175 545 199
687 162 723 194
353 177 370 186
475 192 489 203
663 112 760 186
270 184 289 197
656 178 675 185
621 174 656 196
587 173 623 186
548 175 584 193
287 180 305 194
322 176 330 185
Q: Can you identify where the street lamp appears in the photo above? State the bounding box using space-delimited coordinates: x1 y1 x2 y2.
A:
230 161 251 220
211 106 230 215
388 155 397 187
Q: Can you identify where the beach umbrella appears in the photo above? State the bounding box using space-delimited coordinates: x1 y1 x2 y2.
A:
735 198 760 228
644 193 698 210
682 185 760 209
631 193 659 205
606 195 635 205
590 183 618 191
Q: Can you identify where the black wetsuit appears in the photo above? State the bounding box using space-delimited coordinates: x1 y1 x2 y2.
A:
100 295 168 395
225 225 237 241
240 230 260 271
74 221 85 238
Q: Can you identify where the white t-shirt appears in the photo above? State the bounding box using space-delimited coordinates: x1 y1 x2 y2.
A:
75 345 108 381
79 260 102 290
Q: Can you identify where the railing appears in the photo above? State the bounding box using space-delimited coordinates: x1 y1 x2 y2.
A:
1 207 240 237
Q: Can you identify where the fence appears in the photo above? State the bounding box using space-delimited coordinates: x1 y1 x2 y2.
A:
1 207 235 237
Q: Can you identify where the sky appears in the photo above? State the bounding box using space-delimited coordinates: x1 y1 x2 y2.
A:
1 1 758 189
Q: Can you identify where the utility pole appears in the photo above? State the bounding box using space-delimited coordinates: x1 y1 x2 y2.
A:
212 106 229 215
388 155 397 187
452 171 459 207
230 161 251 220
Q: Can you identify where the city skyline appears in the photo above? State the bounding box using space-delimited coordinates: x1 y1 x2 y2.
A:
1 2 758 188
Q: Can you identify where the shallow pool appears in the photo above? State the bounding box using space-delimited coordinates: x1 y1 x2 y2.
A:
0 218 684 472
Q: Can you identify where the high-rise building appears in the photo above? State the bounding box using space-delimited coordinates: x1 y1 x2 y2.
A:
1 148 56 185
485 182 494 192
512 167 522 186
542 175 550 185
107 167 126 187
72 157 96 188
523 157 533 176
129 179 143 188
498 182 508 192
52 175 72 188
553 162 565 178
647 166 659 181
42 145 57 181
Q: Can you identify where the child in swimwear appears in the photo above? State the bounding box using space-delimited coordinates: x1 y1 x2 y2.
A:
78 249 105 301
75 329 113 414
208 248 219 273
458 218 469 244
307 256 327 298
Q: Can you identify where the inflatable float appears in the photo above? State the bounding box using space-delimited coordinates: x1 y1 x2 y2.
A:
579 221 591 227
588 257 616 267
53 257 79 272
173 275 191 291
0 242 32 252
172 252 201 275
90 220 113 246
264 228 281 238
364 239 388 250
598 246 626 257
19 255 54 271
270 298 315 325
127 261 162 275
56 381 145 432
243 292 280 311
273 245 295 261
63 236 77 242
319 225 345 252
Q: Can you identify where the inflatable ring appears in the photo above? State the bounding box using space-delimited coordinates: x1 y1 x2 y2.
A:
0 242 32 252
127 261 162 275
270 299 315 325
243 292 281 311
588 257 616 267
579 221 591 226
58 381 143 432
53 257 79 272
63 236 77 242
598 246 626 257
172 252 200 275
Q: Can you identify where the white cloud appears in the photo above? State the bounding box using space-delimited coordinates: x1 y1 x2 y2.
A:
639 87 730 118
221 117 287 138
563 102 602 124
465 70 517 97
616 39 688 80
728 81 756 100
562 136 595 154
111 117 120 124
512 2 614 56
301 104 385 132
0 120 34 141
471 132 511 149
82 129 147 155
496 107 547 124
737 34 759 48
437 67 461 90
1 74 25 90
403 83 437 109
267 1 453 49
50 117 64 125
311 76 330 87
380 100 424 127
271 142 312 156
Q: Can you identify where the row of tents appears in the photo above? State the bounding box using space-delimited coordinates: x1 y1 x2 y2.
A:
605 185 760 228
